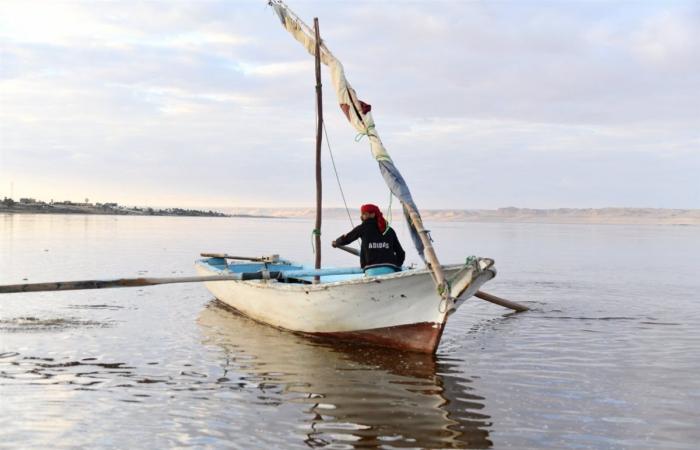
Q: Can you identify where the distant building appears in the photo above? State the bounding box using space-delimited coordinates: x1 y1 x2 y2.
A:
19 198 36 204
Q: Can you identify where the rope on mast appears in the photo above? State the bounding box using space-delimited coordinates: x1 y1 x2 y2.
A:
322 122 354 228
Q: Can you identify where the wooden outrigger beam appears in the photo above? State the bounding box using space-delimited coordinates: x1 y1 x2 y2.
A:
0 275 243 294
0 267 367 294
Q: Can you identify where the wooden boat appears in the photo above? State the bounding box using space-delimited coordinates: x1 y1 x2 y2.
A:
196 256 496 353
197 1 500 353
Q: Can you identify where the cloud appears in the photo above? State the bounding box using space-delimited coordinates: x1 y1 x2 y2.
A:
236 60 310 77
629 10 700 68
0 1 698 209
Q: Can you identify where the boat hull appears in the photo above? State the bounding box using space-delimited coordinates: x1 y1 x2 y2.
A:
195 259 495 353
313 321 446 353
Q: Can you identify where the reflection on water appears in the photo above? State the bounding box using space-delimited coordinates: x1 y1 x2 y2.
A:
0 353 134 389
0 316 116 332
3 215 699 448
198 301 493 449
0 301 492 449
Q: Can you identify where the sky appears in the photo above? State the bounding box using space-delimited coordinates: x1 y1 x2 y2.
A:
1 0 698 209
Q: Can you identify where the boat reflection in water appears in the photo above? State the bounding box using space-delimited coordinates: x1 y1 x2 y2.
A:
198 301 493 449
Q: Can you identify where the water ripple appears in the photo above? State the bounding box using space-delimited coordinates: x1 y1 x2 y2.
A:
0 316 115 332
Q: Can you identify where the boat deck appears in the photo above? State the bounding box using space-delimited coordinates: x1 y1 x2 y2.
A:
203 257 368 284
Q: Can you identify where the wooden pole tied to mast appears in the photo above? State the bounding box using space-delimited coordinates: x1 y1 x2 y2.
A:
403 203 449 296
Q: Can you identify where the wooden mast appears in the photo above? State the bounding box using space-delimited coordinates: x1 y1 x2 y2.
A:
313 18 323 283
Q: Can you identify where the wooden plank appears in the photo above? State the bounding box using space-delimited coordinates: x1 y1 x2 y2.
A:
337 245 359 256
200 253 279 262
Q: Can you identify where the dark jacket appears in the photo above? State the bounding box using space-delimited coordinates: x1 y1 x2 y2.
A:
334 218 405 269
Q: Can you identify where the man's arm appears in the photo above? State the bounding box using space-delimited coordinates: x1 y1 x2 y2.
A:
333 223 364 247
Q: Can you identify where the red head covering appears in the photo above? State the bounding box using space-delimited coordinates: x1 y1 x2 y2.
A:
361 204 387 233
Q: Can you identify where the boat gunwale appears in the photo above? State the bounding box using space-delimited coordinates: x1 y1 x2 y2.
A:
195 258 495 292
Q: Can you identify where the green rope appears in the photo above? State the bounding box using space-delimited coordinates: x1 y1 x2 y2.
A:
311 228 321 252
354 124 376 142
352 124 393 163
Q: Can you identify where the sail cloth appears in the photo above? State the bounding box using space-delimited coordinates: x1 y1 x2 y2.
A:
269 1 426 261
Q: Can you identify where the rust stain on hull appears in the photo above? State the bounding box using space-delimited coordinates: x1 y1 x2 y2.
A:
212 300 447 354
311 322 446 354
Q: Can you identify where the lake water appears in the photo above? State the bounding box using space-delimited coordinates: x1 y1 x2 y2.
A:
1 214 699 449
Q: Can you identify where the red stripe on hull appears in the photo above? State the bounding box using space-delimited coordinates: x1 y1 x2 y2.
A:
212 300 446 354
311 322 446 354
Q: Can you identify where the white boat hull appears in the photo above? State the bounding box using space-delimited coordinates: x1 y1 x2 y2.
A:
195 258 496 353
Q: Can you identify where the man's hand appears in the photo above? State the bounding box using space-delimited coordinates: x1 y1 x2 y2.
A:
331 240 338 248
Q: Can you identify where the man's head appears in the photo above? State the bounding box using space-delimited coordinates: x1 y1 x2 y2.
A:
360 204 388 232
360 204 380 222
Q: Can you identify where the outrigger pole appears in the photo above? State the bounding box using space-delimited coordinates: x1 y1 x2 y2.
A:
0 267 367 294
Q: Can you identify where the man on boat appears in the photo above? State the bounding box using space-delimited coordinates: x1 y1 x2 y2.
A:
332 204 405 276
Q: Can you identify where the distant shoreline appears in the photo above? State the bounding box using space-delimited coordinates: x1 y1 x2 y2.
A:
2 202 697 225
0 210 281 219
0 201 278 219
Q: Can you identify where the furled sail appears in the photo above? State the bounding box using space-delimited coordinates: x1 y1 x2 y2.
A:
269 0 427 261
